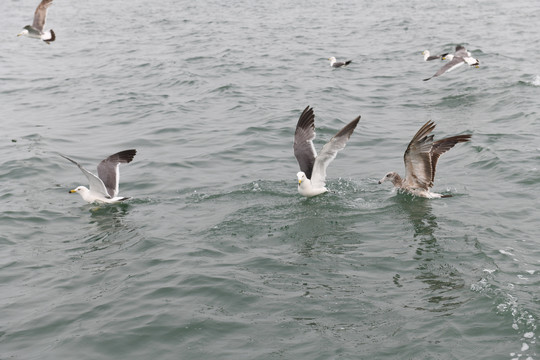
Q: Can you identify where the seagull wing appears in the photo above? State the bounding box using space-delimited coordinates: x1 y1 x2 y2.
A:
60 154 110 198
430 135 472 182
294 106 317 179
403 121 437 189
423 56 465 81
310 115 360 188
32 0 53 32
454 46 469 58
333 60 352 67
97 149 137 198
426 55 442 61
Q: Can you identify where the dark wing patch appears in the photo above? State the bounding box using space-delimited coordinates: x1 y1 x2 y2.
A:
430 134 471 181
293 106 317 179
403 121 437 189
97 149 137 197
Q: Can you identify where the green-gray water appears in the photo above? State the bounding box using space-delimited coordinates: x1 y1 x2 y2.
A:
1 0 539 359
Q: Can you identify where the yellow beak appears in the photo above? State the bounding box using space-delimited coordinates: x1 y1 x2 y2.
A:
17 33 22 37
298 179 302 184
69 189 76 193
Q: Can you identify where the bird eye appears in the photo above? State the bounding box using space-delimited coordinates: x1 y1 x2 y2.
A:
386 174 390 177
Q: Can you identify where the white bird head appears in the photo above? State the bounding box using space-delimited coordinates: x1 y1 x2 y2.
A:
422 50 430 61
69 186 90 197
328 57 336 65
17 27 30 37
297 171 307 185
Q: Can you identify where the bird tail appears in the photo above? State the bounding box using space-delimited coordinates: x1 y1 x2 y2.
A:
345 60 352 66
44 29 55 44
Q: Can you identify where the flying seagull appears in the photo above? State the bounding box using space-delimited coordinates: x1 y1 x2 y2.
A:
328 57 352 68
422 50 450 61
17 0 56 44
61 149 137 204
423 45 479 81
378 121 471 198
294 106 360 197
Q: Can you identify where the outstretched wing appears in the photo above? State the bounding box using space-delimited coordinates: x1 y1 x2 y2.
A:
430 135 472 181
403 120 436 189
311 115 360 188
60 153 110 198
293 106 317 179
423 56 465 81
33 0 53 32
97 149 137 198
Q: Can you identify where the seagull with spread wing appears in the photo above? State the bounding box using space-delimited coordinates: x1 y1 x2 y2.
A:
17 0 56 44
60 150 137 204
294 106 360 197
378 121 471 198
423 45 479 81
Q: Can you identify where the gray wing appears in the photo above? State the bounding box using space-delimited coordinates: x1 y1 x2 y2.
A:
454 46 469 58
311 115 360 188
423 56 465 81
403 121 437 189
333 60 352 67
430 135 472 181
425 52 448 61
293 106 317 179
32 0 53 32
60 154 110 198
97 149 137 198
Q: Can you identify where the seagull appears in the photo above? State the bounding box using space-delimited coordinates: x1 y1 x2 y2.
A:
423 45 479 81
60 150 137 204
328 57 352 68
378 121 471 198
17 0 56 44
422 50 450 61
294 106 360 197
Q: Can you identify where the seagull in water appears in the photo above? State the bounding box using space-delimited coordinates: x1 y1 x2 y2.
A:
422 50 450 61
61 150 137 204
328 57 352 68
17 0 56 44
378 121 471 198
423 45 479 81
294 106 360 197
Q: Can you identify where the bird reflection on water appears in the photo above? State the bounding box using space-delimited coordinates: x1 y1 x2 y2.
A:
392 195 466 313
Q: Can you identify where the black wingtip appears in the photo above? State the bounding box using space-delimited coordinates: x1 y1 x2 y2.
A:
423 77 431 81
296 106 315 130
117 149 137 163
44 29 55 44
441 194 453 198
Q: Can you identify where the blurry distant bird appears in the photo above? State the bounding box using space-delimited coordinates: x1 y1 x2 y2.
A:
18 0 56 44
328 56 352 68
422 49 450 61
423 45 479 81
